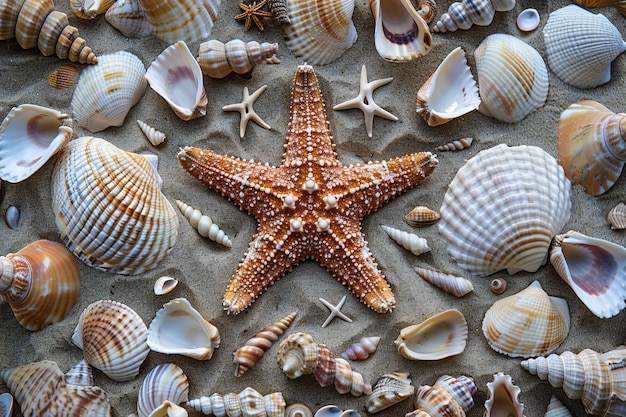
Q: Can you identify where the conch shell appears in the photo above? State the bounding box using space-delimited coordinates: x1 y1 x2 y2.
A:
414 267 474 297
186 387 285 417
198 39 279 79
341 336 380 361
433 0 516 32
545 395 573 417
484 372 524 417
406 375 476 417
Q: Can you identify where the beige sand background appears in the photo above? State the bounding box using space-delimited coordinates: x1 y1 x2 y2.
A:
1 0 626 415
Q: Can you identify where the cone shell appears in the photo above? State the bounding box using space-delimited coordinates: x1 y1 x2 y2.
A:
543 5 626 89
438 144 572 276
277 332 319 379
550 230 626 318
51 137 178 275
432 0 516 32
484 372 524 417
381 225 430 256
573 0 626 16
404 206 440 227
47 64 80 89
186 388 286 417
545 395 573 417
365 371 414 413
137 364 189 417
414 267 474 297
198 39 279 79
474 34 548 123
70 0 115 19
608 202 626 230
341 336 380 361
409 375 477 416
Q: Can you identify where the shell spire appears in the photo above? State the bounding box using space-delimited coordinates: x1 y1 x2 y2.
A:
414 266 474 297
186 387 285 417
198 39 279 79
406 375 476 417
341 336 380 361
381 225 430 256
176 200 232 248
432 0 516 33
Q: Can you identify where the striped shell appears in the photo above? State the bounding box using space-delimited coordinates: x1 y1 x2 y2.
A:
433 0 515 32
341 336 380 361
573 0 626 16
381 225 430 256
70 0 115 19
268 0 290 24
137 120 166 146
198 39 279 79
414 266 474 297
404 206 440 227
437 137 473 152
608 202 626 230
47 64 80 89
137 364 189 417
545 395 573 417
407 375 476 417
51 137 178 275
176 200 232 247
186 388 286 417
484 373 524 417
489 277 507 294
365 371 414 413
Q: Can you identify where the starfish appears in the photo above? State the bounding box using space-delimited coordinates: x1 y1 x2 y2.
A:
178 64 437 314
222 85 271 138
333 65 398 138
235 0 273 32
319 296 353 328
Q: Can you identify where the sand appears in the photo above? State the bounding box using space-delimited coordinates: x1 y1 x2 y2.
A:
1 0 626 415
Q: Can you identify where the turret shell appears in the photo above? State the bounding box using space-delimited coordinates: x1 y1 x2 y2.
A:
186 388 286 417
198 39 279 79
414 267 474 297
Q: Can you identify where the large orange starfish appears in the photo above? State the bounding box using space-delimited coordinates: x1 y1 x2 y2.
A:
178 65 437 314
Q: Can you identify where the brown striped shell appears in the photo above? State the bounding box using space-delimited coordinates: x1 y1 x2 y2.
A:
407 375 476 416
47 64 80 89
404 206 440 227
198 39 279 79
137 364 189 417
608 202 626 230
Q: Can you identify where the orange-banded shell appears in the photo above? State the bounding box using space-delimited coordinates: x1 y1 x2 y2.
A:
47 64 80 89
573 0 626 16
198 39 279 79
51 137 178 275
404 206 440 227
137 364 189 417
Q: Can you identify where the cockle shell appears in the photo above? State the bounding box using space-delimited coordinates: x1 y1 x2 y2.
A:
474 34 548 123
573 0 626 16
608 202 626 230
0 393 13 417
72 299 150 382
153 276 178 295
47 64 80 89
557 100 626 196
0 0 97 63
416 47 480 126
198 39 279 79
70 0 115 19
137 120 166 146
341 336 380 361
0 104 72 183
51 137 178 275
484 373 524 417
147 298 220 360
438 144 572 276
543 5 626 89
365 371 414 413
432 0 516 32
414 267 474 297
406 375 477 417
146 41 207 121
550 230 626 318
489 277 506 294
437 137 473 152
381 225 430 256
137 364 189 417
404 206 440 227
186 387 286 417
0 239 80 331
545 395 573 417
176 200 232 248
1 360 111 417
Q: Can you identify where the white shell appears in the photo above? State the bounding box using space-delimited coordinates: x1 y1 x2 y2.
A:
105 0 153 38
365 371 414 413
0 393 13 417
137 120 166 146
154 276 178 295
414 266 474 297
517 8 539 32
176 200 232 247
433 0 516 32
381 225 430 256
72 51 147 132
545 395 573 417
138 364 189 417
474 34 548 123
437 137 473 151
416 47 480 126
149 401 188 417
438 144 571 276
145 41 207 121
543 5 626 89
484 373 524 417
186 388 286 417
0 104 72 183
71 0 115 19
147 298 221 360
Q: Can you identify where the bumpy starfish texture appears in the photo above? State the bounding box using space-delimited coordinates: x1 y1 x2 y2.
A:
178 65 438 314
223 85 271 138
235 0 273 31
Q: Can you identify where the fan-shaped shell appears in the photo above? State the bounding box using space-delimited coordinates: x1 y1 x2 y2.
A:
608 202 626 230
47 64 80 89
438 144 572 276
474 34 548 123
71 51 147 133
137 120 166 146
543 5 626 89
484 373 524 417
137 364 189 417
436 137 473 152
365 371 414 413
51 137 178 275
198 39 279 79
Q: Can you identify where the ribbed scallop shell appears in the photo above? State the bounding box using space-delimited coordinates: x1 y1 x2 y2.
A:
608 202 626 230
47 64 80 89
51 137 178 275
198 39 279 79
484 373 524 417
438 144 571 276
414 267 474 297
407 375 476 417
186 388 286 417
381 225 430 256
282 0 357 65
365 371 414 413
137 364 189 417
489 277 507 294
70 0 115 19
341 336 380 361
545 395 573 417
268 0 290 24
474 33 548 123
573 0 626 16
432 0 515 32
543 5 626 89
0 104 72 183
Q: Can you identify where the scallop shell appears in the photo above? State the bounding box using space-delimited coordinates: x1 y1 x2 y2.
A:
72 51 147 133
545 395 573 417
381 225 430 256
404 206 440 227
145 41 207 121
137 364 189 417
70 0 115 19
608 202 626 230
436 137 473 152
47 64 80 89
137 120 166 146
432 0 516 32
0 104 72 183
0 239 80 331
198 39 280 79
517 8 540 32
72 299 150 382
557 100 626 196
489 277 507 294
186 388 286 417
153 276 178 295
407 375 477 417
573 0 626 16
365 371 414 413
0 393 13 417
438 144 572 276
484 373 524 417
395 309 468 361
176 200 232 247
4 206 19 229
51 137 178 275
474 33 548 123
341 336 380 361
416 47 480 126
282 0 357 65
550 230 626 319
414 266 474 297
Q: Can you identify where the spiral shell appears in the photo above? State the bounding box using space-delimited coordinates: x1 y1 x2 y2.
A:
341 336 380 361
436 138 473 152
489 277 507 294
545 395 573 417
286 404 312 417
365 371 414 413
137 120 166 146
433 0 516 32
176 200 232 247
70 0 115 19
484 373 524 417
47 64 80 89
414 267 474 297
186 387 286 417
381 225 430 256
198 39 279 79
268 0 290 23
137 364 189 417
104 0 153 38
407 375 477 417
608 202 626 230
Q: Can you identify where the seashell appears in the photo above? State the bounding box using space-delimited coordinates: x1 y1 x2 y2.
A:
314 406 361 417
0 239 80 331
137 120 166 146
545 395 573 417
414 266 474 297
395 309 468 361
233 311 297 377
176 200 232 247
154 276 178 295
369 0 433 62
0 104 72 183
51 137 178 275
4 205 19 229
145 41 207 121
137 364 189 417
550 230 626 318
72 299 150 381
268 0 290 24
436 137 473 152
521 347 626 416
365 371 414 413
407 375 477 417
149 401 187 417
474 34 548 123
186 387 286 417
0 0 97 64
543 5 626 89
104 0 153 38
341 336 380 361
416 47 480 126
489 277 506 294
432 0 516 33
482 280 570 358
1 360 111 417
71 51 147 133
147 298 220 360
608 202 626 230
404 206 440 227
484 372 524 417
282 0 357 65
573 0 626 16
381 225 430 256
198 39 279 79
557 100 626 196
517 8 540 32
286 403 312 417
47 64 80 89
438 144 572 276
70 0 115 19
0 393 13 417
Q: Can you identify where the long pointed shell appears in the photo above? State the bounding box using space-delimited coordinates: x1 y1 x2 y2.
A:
484 372 524 417
176 200 232 247
608 202 626 230
381 225 430 256
437 137 473 152
138 120 166 146
404 206 440 227
414 266 474 297
198 39 279 79
138 364 189 417
186 388 286 417
433 0 515 32
341 336 380 361
408 375 477 416
365 371 414 413
545 395 573 417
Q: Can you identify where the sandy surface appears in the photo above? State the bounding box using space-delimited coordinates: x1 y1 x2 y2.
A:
1 0 626 415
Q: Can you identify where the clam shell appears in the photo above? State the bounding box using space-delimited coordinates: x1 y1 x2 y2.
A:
47 64 80 89
153 276 178 295
138 364 189 417
198 39 279 79
545 395 573 417
484 372 524 417
438 144 571 276
0 393 13 417
414 266 474 297
404 206 440 227
517 8 540 32
608 202 626 230
436 137 473 151
365 371 414 413
410 375 476 416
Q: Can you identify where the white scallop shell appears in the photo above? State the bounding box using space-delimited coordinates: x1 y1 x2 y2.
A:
71 51 147 132
381 225 430 256
137 120 166 146
154 276 178 295
437 137 473 151
438 144 571 276
138 364 189 417
484 373 524 417
414 266 474 297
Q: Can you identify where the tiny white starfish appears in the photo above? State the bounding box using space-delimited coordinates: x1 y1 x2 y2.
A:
319 296 353 328
223 85 271 138
333 65 398 138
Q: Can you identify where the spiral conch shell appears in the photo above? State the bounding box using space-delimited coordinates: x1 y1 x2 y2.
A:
0 239 80 331
414 267 474 298
365 371 414 413
137 120 166 146
432 0 516 33
137 364 189 417
381 225 430 256
176 200 232 248
406 375 477 417
198 39 279 79
70 0 115 19
341 336 380 361
186 387 286 417
484 372 524 417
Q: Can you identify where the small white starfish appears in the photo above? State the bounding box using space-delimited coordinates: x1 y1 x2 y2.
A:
223 85 271 138
319 296 353 328
333 65 398 138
